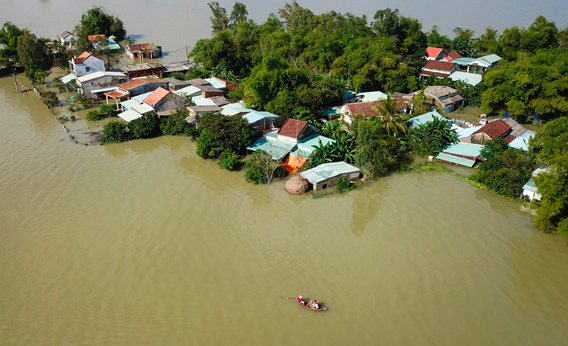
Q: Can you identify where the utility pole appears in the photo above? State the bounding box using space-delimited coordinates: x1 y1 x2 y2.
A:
13 66 18 92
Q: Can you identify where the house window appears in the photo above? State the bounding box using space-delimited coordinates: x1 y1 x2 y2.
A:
322 184 328 189
85 67 91 72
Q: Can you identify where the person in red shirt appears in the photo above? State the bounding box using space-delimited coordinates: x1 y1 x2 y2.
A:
297 295 303 304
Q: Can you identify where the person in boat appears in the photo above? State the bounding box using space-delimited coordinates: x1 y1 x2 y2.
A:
297 295 304 304
314 300 320 309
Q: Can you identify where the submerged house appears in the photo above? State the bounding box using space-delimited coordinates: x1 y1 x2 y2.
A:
300 162 361 191
436 142 485 167
521 165 549 203
466 119 512 144
104 78 169 109
125 43 162 60
341 98 407 124
59 31 74 50
121 62 164 79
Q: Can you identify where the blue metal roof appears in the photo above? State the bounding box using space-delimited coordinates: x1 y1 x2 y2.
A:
406 110 445 127
450 57 475 65
247 137 295 160
293 134 335 159
522 178 538 193
479 54 502 64
456 125 483 138
300 162 360 184
509 132 534 151
356 91 387 102
205 78 225 89
243 110 278 124
449 71 482 86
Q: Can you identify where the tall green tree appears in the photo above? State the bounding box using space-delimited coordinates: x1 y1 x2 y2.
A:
0 22 23 69
74 7 126 53
208 2 229 34
229 2 248 27
408 116 457 156
16 30 52 81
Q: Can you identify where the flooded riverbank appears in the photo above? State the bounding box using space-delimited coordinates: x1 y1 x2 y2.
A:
1 76 568 345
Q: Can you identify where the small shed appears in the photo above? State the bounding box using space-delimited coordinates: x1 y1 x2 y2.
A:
300 162 360 191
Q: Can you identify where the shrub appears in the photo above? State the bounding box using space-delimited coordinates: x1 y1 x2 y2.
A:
129 113 160 139
85 109 103 121
335 177 354 193
100 120 131 143
196 130 220 159
218 151 240 170
99 104 116 117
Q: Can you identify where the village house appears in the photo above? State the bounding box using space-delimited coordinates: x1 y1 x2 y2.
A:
69 52 105 77
405 110 447 129
407 86 464 114
356 90 388 102
121 62 164 79
59 31 74 50
75 71 126 99
340 98 407 124
161 61 194 77
164 78 193 91
426 47 447 60
463 119 512 144
300 161 361 191
443 50 463 62
436 142 485 167
521 165 549 203
104 78 169 109
449 71 482 86
450 54 502 74
125 43 162 60
420 60 460 80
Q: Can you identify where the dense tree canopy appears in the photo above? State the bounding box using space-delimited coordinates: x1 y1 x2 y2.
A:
74 7 126 53
529 117 568 236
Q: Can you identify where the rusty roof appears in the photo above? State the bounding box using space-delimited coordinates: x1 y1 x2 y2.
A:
127 43 158 51
423 60 457 72
473 119 512 139
121 62 163 72
445 50 463 61
104 89 129 99
345 101 382 118
277 118 308 139
143 87 170 107
118 78 167 91
187 78 209 86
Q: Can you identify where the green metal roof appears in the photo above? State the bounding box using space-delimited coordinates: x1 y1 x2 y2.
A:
300 162 360 184
436 153 476 167
442 142 483 158
522 178 538 193
247 137 295 160
406 110 444 127
295 134 335 158
479 54 502 64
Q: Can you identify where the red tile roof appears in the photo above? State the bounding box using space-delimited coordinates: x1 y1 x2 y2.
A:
118 78 166 91
473 120 512 139
104 89 129 99
420 71 450 78
426 47 444 59
127 43 155 51
345 101 381 118
88 34 106 42
277 118 308 139
423 60 457 72
504 134 516 144
143 87 170 107
444 50 463 61
73 51 92 64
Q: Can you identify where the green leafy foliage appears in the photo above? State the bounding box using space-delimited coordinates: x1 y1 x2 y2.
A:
196 113 256 158
74 7 126 53
100 120 131 143
218 151 240 170
335 177 354 193
470 138 536 198
160 110 194 136
244 150 284 184
408 117 457 156
85 110 103 121
129 113 160 139
529 117 568 235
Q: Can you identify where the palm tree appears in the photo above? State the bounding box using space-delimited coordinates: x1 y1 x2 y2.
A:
372 94 407 138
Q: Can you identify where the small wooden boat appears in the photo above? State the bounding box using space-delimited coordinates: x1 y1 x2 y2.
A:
299 300 327 311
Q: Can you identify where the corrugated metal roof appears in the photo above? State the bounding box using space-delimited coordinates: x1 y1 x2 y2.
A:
442 142 484 158
436 153 476 167
300 162 360 184
508 132 534 151
131 103 154 114
90 86 118 94
479 54 501 64
77 71 125 83
118 109 143 122
243 111 278 125
204 78 226 89
456 125 483 138
296 134 335 158
175 85 202 97
406 110 445 127
522 178 538 192
450 57 475 65
449 71 482 86
247 137 296 160
356 91 388 102
132 91 153 103
120 99 140 110
60 73 77 84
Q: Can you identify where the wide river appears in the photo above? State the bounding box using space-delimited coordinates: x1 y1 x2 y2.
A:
2 2 568 345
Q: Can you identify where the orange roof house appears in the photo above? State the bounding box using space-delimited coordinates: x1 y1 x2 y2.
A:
426 47 446 60
276 118 318 144
143 87 170 107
